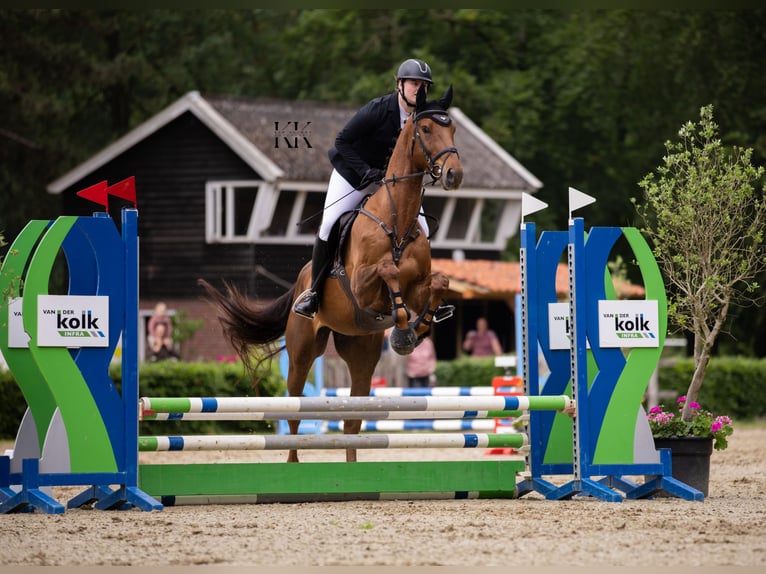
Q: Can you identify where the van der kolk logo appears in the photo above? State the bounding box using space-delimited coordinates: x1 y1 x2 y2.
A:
604 312 655 339
274 120 313 149
44 308 105 338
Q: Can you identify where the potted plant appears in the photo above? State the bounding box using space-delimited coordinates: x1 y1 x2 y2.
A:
647 396 733 495
634 105 766 494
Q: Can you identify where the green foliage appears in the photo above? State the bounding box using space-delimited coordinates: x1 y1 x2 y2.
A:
169 309 204 347
132 360 285 435
3 9 766 355
434 356 506 387
0 360 286 439
635 104 766 415
657 356 766 422
0 368 27 439
2 356 765 439
636 104 766 337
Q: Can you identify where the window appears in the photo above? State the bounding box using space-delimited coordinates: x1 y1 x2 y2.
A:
206 180 326 244
422 189 523 250
205 180 523 250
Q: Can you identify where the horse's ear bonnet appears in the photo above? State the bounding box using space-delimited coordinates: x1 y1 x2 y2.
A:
414 84 453 126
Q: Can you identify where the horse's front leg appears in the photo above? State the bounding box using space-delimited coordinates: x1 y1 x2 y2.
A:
412 271 452 339
376 260 418 355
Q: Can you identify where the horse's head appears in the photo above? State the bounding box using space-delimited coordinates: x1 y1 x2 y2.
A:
411 84 463 190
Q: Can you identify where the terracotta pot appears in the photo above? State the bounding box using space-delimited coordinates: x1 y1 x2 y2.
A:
654 436 714 496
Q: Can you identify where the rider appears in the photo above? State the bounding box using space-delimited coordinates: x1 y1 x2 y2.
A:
293 58 436 319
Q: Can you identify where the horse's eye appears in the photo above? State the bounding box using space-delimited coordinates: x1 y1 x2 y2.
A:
422 125 431 134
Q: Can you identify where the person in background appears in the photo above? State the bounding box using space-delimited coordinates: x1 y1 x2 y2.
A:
406 335 437 388
148 321 178 362
462 317 502 357
148 302 172 340
147 301 173 358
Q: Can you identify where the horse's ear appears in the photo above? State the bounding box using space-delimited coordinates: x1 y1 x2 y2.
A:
416 83 427 110
438 84 453 110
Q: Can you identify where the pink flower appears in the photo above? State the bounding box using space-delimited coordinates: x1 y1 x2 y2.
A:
688 401 701 410
676 395 687 404
711 421 722 433
649 406 663 414
715 415 733 427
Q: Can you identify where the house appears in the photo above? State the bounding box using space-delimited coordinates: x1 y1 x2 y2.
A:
47 91 543 364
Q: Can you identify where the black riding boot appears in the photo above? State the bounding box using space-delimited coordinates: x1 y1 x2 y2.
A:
293 238 332 319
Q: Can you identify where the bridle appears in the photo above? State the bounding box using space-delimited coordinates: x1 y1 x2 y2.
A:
359 108 459 265
383 108 459 187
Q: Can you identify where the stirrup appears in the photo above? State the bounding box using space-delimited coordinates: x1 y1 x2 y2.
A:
293 289 318 319
433 304 455 323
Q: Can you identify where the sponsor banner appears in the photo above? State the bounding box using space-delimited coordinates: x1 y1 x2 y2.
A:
548 300 660 349
36 295 109 348
598 300 659 348
548 302 572 351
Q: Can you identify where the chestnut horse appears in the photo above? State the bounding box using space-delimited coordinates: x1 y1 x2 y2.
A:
200 84 463 462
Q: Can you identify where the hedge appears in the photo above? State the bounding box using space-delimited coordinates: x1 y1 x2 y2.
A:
652 356 766 420
1 356 764 439
0 360 286 439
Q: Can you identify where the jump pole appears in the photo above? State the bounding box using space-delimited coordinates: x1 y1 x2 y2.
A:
139 395 571 414
142 410 522 422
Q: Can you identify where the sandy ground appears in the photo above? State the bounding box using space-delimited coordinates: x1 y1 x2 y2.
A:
1 426 765 567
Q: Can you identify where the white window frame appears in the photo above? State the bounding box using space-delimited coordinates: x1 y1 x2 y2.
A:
205 180 525 251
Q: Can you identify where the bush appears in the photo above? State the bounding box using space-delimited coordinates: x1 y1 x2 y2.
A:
2 355 764 440
434 356 508 387
0 360 286 439
657 356 766 421
0 368 27 439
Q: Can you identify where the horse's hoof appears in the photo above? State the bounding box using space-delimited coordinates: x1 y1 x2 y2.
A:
390 326 417 355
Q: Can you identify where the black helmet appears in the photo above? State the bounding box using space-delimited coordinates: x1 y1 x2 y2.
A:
396 58 433 84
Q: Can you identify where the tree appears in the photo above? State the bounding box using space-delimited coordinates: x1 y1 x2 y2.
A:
634 104 766 421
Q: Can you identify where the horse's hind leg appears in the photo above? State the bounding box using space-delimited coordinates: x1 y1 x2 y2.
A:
284 314 330 462
333 332 384 462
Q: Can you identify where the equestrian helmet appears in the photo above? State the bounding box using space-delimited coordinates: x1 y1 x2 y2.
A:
396 59 433 84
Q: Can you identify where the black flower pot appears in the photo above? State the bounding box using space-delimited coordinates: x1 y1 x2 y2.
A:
654 436 714 496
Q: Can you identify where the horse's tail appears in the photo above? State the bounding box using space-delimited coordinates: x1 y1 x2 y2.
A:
198 278 296 375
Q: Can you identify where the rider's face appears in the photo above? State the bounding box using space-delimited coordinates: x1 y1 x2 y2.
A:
399 79 429 108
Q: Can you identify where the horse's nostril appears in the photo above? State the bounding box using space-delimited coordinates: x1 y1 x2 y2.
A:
444 168 462 189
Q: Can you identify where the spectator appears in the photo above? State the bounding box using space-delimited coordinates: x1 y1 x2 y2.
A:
148 321 178 362
406 336 437 388
147 302 174 359
462 317 502 357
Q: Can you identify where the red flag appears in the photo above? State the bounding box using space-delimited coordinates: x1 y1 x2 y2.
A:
106 176 137 208
75 181 109 208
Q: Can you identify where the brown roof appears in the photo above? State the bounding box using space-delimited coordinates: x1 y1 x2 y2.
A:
432 258 645 300
205 94 537 190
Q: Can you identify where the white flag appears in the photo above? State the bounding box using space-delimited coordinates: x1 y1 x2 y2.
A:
568 187 596 216
522 193 548 218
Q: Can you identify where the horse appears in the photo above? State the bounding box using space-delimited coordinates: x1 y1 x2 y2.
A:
200 84 464 462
